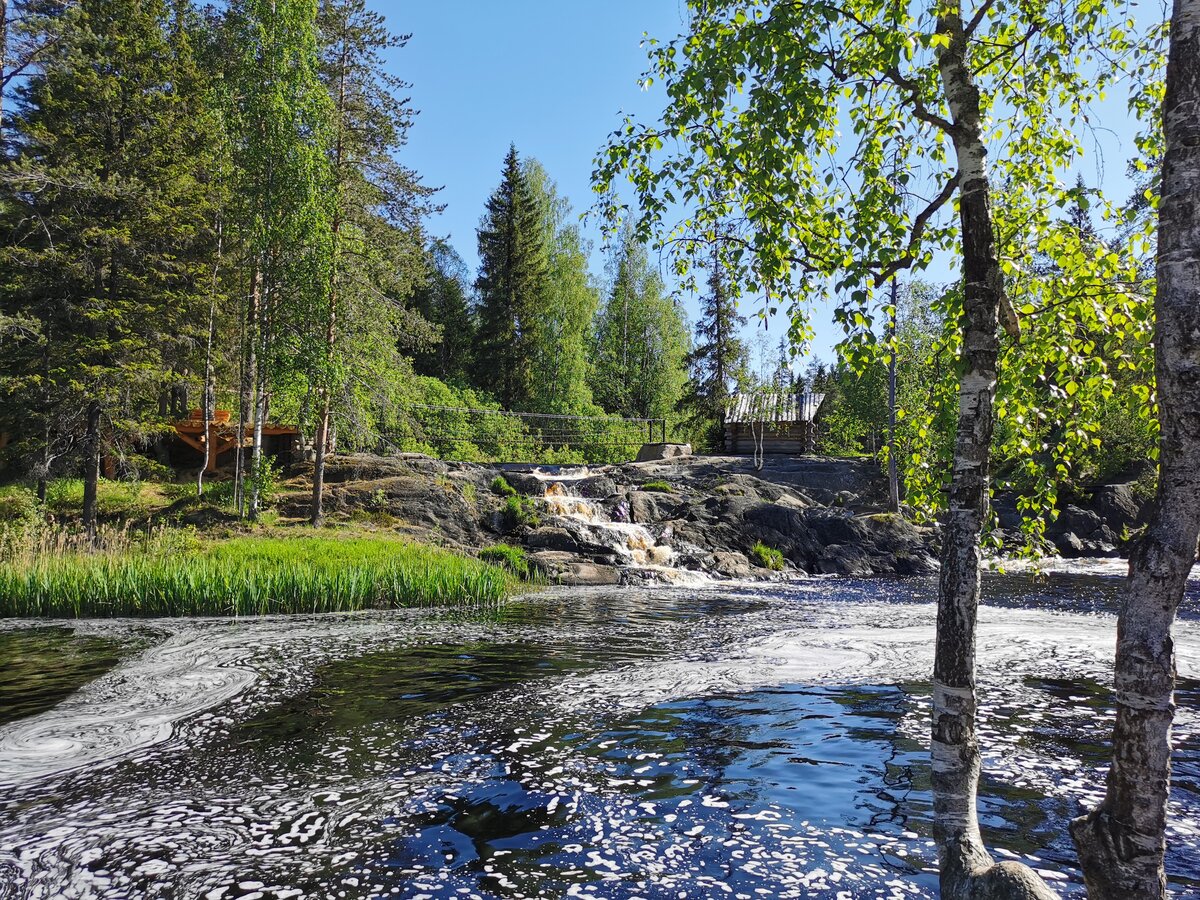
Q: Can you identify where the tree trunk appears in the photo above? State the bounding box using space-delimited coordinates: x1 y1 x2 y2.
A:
1071 0 1200 895
932 7 1055 899
236 266 262 517
1 0 9 144
887 280 900 514
198 218 222 497
312 30 347 528
81 399 101 543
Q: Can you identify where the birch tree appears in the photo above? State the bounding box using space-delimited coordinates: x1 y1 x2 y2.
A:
224 0 332 519
595 0 1161 894
1070 0 1200 894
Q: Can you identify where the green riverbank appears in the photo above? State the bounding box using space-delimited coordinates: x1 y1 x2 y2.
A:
0 532 522 619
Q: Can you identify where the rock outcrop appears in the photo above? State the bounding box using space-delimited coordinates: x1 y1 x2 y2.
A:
282 453 937 584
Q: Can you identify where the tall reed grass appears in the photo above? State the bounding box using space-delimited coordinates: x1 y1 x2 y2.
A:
0 534 517 618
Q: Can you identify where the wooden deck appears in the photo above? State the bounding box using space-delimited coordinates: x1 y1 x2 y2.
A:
174 412 301 473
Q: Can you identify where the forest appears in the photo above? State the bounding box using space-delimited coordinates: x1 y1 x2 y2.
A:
0 0 1160 544
0 0 1197 899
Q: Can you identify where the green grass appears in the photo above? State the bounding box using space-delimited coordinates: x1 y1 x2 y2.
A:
41 478 194 519
641 480 675 493
0 534 518 619
751 541 785 572
479 543 531 579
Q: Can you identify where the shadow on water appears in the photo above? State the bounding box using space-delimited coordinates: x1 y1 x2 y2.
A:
0 629 127 727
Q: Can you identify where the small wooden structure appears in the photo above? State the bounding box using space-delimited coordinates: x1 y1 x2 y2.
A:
724 392 825 455
173 410 304 472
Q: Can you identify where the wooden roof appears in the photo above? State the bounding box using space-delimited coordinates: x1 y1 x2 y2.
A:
725 392 825 425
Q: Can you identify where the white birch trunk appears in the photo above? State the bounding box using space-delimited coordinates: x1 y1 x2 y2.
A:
931 6 1056 898
1071 0 1200 895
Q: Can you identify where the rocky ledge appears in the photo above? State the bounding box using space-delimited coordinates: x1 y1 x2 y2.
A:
279 453 939 585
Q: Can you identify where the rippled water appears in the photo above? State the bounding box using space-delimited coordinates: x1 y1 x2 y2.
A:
0 571 1198 899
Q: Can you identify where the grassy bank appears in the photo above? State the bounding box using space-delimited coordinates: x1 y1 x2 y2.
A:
0 533 519 618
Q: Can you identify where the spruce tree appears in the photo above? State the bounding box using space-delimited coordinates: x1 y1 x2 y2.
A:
475 145 547 411
412 238 475 382
0 0 218 537
681 244 748 448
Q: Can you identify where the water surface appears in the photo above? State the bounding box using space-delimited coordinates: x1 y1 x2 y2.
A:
0 571 1197 899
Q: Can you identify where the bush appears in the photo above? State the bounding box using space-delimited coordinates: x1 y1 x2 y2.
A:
502 494 540 529
479 543 531 579
641 480 675 493
0 485 38 521
491 475 517 498
751 541 784 571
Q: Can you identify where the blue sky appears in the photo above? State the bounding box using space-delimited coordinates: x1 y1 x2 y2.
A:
376 1 1155 373
375 1 812 369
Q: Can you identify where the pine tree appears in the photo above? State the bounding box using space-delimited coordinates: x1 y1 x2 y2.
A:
0 0 218 537
475 145 547 410
681 244 748 447
309 0 435 524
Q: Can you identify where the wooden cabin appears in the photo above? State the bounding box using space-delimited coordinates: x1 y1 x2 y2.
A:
724 392 825 455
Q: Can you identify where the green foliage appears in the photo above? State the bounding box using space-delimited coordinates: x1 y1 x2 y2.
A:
502 494 540 530
595 0 1165 541
249 456 282 507
641 480 675 493
524 159 602 416
490 475 517 498
681 245 749 444
751 541 784 571
478 543 531 579
411 240 476 381
0 486 38 522
592 223 690 420
475 145 548 410
0 0 221 505
0 534 516 618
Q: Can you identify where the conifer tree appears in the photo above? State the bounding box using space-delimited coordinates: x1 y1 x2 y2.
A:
475 145 547 410
309 0 435 525
412 238 475 382
0 0 218 537
681 244 748 448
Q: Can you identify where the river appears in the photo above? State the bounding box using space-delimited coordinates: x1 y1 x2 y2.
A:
0 566 1197 899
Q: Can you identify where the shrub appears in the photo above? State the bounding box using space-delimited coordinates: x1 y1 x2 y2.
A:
479 543 531 579
491 475 517 498
0 485 38 521
502 494 540 529
249 455 282 506
641 480 675 493
751 541 785 571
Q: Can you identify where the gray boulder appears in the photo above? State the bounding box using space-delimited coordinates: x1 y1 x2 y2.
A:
635 443 692 462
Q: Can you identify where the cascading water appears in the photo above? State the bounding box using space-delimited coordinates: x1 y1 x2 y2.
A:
537 475 677 569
